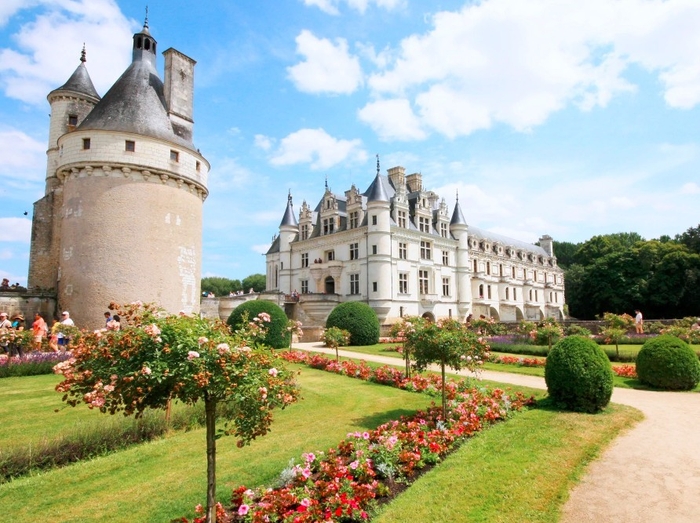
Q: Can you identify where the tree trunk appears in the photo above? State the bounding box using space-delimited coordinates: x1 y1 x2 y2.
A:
404 346 410 379
441 360 446 419
205 395 217 523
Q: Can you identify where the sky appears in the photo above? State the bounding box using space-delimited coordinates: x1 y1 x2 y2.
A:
1 0 699 286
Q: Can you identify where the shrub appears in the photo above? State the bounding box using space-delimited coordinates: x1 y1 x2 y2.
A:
227 300 290 349
565 324 592 337
544 335 614 413
636 335 700 390
325 302 379 346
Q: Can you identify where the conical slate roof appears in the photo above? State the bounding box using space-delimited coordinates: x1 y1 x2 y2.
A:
364 173 390 202
280 193 298 227
51 49 100 101
77 25 193 150
450 198 467 226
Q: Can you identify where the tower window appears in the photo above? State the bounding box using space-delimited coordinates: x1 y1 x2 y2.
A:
170 150 179 162
68 115 78 126
125 140 135 152
82 138 91 150
372 215 377 225
196 161 201 172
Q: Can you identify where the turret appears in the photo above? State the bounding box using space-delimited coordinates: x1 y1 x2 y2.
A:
365 157 392 310
278 192 298 293
450 193 472 319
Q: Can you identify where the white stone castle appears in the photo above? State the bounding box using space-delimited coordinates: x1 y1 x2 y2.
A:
28 18 209 328
266 160 565 325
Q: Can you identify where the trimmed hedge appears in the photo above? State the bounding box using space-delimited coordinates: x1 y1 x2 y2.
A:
326 302 379 346
227 300 290 349
544 335 614 413
636 335 700 390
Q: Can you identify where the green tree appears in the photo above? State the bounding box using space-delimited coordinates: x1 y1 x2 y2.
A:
54 303 299 523
201 277 241 296
574 232 644 266
676 224 700 255
242 273 266 293
405 317 489 418
552 240 580 269
323 326 350 361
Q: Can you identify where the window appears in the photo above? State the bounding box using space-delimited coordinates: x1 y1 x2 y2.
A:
196 161 201 172
323 218 334 235
372 282 378 292
487 285 492 299
372 215 377 225
125 140 135 152
479 284 484 298
529 289 533 301
442 250 449 266
170 150 179 162
442 277 450 297
350 274 360 295
300 224 310 241
301 253 309 268
499 264 503 277
535 290 538 302
420 240 431 260
418 216 430 233
372 245 377 255
68 115 78 126
486 261 491 275
398 210 407 228
350 243 359 260
513 288 517 300
82 138 91 150
512 266 516 278
534 270 538 282
301 280 309 294
349 211 359 229
440 223 448 238
399 242 407 260
419 270 429 294
473 259 478 272
326 250 335 261
506 288 510 300
399 273 408 294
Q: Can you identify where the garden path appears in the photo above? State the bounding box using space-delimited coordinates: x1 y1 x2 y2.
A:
293 342 700 523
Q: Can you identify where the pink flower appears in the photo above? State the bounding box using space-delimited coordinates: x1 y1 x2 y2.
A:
300 498 311 507
238 504 250 516
259 386 267 399
350 460 359 469
198 336 208 345
144 324 161 337
187 351 200 360
103 384 115 393
362 431 370 440
217 343 231 354
142 366 152 375
258 312 271 323
268 368 278 377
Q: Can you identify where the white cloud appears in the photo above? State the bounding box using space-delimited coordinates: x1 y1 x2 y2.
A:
208 157 256 191
681 182 700 194
251 244 272 255
358 98 426 141
270 128 367 169
0 0 133 105
0 128 46 187
254 134 273 151
287 30 363 94
302 0 403 15
0 217 31 242
362 0 700 140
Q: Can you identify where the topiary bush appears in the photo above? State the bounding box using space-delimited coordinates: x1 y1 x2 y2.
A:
544 335 614 413
636 335 700 390
227 300 290 349
325 302 379 346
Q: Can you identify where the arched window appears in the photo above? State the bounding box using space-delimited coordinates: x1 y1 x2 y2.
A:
506 288 510 300
478 284 484 298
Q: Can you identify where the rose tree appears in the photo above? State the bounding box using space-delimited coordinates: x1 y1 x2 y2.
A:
54 304 299 523
404 317 489 418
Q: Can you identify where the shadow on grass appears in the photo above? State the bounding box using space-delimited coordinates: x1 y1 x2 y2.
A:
352 409 423 430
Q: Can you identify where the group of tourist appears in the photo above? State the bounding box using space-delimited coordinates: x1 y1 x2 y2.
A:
0 278 27 292
0 309 80 355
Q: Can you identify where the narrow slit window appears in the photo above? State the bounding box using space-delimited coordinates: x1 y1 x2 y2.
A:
82 138 91 150
125 140 135 152
170 150 179 162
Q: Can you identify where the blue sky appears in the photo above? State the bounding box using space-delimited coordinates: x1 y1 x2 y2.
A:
1 0 699 286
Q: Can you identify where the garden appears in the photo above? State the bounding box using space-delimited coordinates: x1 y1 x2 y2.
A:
3 302 697 521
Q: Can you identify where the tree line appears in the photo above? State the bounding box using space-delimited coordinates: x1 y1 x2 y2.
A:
201 274 266 297
554 225 700 320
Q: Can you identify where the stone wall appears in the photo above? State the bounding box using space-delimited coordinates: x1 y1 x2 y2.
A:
0 292 57 325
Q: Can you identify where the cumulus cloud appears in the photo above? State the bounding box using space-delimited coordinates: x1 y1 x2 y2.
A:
360 0 700 140
287 30 363 94
254 134 273 151
0 0 133 105
0 218 32 242
681 182 700 194
302 0 403 15
270 128 367 169
358 98 426 141
0 128 46 188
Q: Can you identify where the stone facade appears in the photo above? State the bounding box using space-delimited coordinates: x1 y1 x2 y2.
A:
266 165 565 326
27 21 209 328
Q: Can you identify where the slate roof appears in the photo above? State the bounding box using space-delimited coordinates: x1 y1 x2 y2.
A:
52 59 100 101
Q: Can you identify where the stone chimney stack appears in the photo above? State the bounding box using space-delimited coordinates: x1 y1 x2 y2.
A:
163 48 195 142
406 172 422 193
539 235 554 257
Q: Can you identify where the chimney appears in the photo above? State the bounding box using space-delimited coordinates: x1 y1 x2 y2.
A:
163 48 195 142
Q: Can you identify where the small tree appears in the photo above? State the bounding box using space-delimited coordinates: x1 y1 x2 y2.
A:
405 317 489 418
323 326 350 361
286 319 303 349
536 318 564 351
600 312 634 358
54 302 299 523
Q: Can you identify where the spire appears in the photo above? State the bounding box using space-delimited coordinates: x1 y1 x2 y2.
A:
450 190 467 226
132 8 157 63
80 43 86 63
50 45 100 101
280 190 298 227
365 172 389 203
376 154 380 176
144 6 149 30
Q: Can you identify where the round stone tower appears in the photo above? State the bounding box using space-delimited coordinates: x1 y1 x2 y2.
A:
29 18 209 328
450 194 473 321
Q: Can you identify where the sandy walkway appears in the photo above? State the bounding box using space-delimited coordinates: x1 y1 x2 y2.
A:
293 343 700 523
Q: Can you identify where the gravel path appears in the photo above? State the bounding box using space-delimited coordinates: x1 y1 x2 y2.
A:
293 343 700 523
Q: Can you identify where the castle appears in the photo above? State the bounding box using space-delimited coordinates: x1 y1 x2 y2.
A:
266 161 565 325
27 18 209 328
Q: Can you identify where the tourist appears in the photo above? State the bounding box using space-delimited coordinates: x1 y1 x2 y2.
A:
0 312 11 354
9 313 25 357
104 311 112 325
106 314 121 331
634 310 643 334
32 313 48 351
0 278 9 290
57 311 75 350
49 319 60 352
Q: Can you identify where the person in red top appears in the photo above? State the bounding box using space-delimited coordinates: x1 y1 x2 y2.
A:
32 313 48 351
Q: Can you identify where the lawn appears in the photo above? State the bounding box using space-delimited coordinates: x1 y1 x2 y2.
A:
0 362 642 522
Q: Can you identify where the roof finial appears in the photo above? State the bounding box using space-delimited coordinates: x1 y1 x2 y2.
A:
287 190 292 204
80 43 86 63
144 6 149 29
325 175 328 191
376 154 380 176
456 188 459 202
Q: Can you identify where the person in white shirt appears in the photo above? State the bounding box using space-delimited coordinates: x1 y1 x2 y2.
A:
57 311 75 349
634 310 643 334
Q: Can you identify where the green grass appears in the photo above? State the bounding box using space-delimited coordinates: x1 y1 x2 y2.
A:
374 400 642 523
0 365 434 522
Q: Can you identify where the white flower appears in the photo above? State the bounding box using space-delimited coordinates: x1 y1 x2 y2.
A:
268 368 278 377
187 351 200 360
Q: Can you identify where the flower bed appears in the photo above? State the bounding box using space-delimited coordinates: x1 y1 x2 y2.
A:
0 351 73 378
184 351 534 522
487 353 637 378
